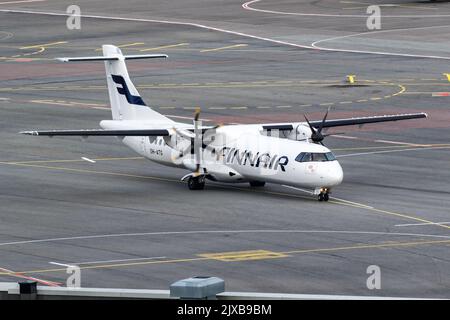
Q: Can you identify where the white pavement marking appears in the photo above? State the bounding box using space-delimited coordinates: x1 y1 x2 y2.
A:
282 185 374 209
63 256 167 265
81 157 96 163
0 0 46 5
1 230 450 248
336 146 450 158
311 25 450 60
243 0 450 18
395 222 450 227
332 135 359 140
3 8 450 60
373 140 427 147
49 262 75 268
332 135 429 147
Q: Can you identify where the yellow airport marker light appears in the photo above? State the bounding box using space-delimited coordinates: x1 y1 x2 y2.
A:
443 73 450 82
346 75 356 84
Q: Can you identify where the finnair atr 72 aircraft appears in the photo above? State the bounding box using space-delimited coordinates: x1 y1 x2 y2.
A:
22 45 427 201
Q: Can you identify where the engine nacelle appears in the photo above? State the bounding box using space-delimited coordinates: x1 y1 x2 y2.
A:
263 123 312 142
293 124 313 141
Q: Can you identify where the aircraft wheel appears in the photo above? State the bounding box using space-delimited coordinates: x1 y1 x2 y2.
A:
323 193 329 202
318 194 324 202
249 181 266 187
188 176 205 190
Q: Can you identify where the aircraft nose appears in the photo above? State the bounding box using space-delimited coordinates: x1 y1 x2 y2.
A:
326 161 344 186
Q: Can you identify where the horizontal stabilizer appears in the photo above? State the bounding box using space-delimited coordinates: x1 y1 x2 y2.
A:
20 129 171 137
56 54 168 63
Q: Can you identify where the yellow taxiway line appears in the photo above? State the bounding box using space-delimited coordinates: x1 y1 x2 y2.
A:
20 41 67 49
2 238 450 276
200 44 248 53
95 42 145 51
0 155 448 231
140 43 189 52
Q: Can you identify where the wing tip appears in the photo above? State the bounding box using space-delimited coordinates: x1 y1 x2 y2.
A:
20 131 39 136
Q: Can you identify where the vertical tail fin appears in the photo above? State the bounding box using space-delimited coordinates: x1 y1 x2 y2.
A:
57 45 173 123
102 45 173 122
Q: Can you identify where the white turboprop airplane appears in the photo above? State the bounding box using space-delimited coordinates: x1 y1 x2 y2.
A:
21 45 427 201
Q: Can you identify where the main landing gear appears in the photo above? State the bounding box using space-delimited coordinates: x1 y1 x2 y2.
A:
318 188 330 202
249 181 266 187
187 175 205 190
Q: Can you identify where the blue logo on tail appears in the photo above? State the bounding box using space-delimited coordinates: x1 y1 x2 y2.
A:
111 75 146 106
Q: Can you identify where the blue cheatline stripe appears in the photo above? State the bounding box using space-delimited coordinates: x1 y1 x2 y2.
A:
111 74 146 106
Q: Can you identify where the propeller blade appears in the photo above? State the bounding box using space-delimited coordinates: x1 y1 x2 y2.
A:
194 107 201 122
194 107 202 173
318 107 330 133
303 115 316 134
304 108 332 144
173 107 222 174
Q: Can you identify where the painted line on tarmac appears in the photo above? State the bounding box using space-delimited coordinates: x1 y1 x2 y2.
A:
200 44 248 53
311 26 450 60
281 185 450 231
2 8 450 60
51 256 167 266
1 230 450 248
336 145 450 158
282 185 373 209
4 237 450 276
1 158 449 231
396 222 450 227
243 0 450 18
140 43 189 52
334 145 430 152
20 41 66 49
95 42 144 51
2 156 144 165
2 79 405 112
332 135 431 148
0 0 46 5
0 266 60 286
81 157 96 163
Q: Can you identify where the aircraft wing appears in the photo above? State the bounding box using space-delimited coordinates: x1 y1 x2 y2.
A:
20 129 171 137
261 113 427 131
309 112 427 128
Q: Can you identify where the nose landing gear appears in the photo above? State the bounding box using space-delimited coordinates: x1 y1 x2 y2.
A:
317 188 330 202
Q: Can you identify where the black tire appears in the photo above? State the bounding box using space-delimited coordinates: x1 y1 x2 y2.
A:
188 176 205 190
323 193 329 202
318 194 324 202
249 181 266 187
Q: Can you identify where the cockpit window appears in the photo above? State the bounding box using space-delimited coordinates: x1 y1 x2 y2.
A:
325 152 336 161
295 152 336 163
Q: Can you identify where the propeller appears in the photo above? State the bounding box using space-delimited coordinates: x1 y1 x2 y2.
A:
171 107 223 175
302 107 345 145
193 107 201 174
304 107 329 145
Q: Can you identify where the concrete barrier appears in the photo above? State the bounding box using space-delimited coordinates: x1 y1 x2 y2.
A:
0 282 436 300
